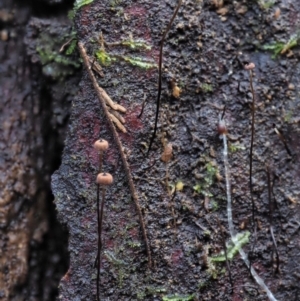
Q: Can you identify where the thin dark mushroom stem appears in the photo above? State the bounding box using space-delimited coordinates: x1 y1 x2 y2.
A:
147 0 183 155
99 151 103 174
96 185 104 301
245 64 258 273
221 105 226 120
96 151 103 301
97 187 106 301
266 165 280 273
95 173 112 301
247 66 257 242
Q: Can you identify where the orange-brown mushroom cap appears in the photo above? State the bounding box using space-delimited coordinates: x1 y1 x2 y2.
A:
94 139 109 151
96 173 113 185
244 62 255 70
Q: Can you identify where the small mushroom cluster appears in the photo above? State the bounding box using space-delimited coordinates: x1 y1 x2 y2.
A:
93 139 113 301
93 138 113 185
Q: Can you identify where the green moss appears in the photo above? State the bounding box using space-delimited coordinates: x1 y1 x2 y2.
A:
193 161 218 197
137 290 147 300
115 7 124 17
127 240 141 248
209 231 250 262
263 34 298 58
104 250 127 287
95 49 117 66
65 38 78 55
104 250 126 266
96 50 156 69
193 184 201 194
109 0 122 7
31 16 80 81
95 34 155 69
201 83 213 93
198 279 210 290
36 32 80 80
121 40 151 50
118 268 125 287
284 110 293 122
136 286 167 300
206 257 219 279
229 143 245 153
162 294 195 301
263 42 286 57
257 0 275 9
205 162 217 186
121 56 157 69
68 9 76 20
211 200 219 211
75 0 94 9
203 229 211 237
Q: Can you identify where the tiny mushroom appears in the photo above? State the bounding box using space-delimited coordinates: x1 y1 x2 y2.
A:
94 139 109 173
96 173 114 186
95 170 113 301
94 139 109 151
217 119 228 135
244 62 255 70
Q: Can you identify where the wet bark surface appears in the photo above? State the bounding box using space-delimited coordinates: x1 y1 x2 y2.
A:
2 0 300 300
53 0 300 300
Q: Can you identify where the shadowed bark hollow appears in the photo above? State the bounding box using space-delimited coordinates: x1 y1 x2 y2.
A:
0 0 72 299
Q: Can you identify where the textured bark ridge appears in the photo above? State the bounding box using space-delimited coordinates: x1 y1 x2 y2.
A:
53 1 300 300
0 7 48 299
0 3 71 299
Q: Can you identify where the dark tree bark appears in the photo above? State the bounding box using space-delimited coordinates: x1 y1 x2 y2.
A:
53 1 300 301
1 0 300 300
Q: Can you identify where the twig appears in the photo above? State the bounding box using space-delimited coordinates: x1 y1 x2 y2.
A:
147 0 183 155
221 105 226 120
138 93 147 118
108 108 126 124
78 42 152 268
266 165 280 273
273 124 292 157
89 57 104 77
108 112 127 133
59 37 76 53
